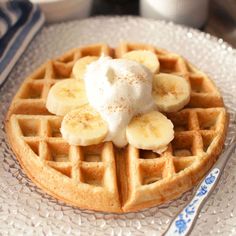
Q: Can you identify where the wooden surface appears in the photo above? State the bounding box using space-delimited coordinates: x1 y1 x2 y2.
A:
205 0 236 48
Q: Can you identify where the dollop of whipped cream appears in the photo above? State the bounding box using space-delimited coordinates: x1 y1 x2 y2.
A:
84 56 156 147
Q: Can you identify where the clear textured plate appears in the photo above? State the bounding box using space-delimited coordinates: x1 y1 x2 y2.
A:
1 16 236 235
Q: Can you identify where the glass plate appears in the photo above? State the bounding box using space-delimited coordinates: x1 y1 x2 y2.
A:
1 16 236 236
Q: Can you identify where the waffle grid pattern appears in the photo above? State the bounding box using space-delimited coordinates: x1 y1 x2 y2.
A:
12 114 119 186
6 43 227 212
123 107 226 210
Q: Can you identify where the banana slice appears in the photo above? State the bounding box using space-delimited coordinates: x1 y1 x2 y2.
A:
126 111 174 150
122 50 160 74
61 105 108 146
152 73 190 113
72 56 98 80
46 79 88 116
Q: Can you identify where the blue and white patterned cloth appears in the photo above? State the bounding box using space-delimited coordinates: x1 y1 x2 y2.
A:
0 0 44 86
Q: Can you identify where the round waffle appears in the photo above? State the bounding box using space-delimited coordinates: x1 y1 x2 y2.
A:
5 42 228 213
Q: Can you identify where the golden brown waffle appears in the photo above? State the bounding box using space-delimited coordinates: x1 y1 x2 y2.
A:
5 42 228 213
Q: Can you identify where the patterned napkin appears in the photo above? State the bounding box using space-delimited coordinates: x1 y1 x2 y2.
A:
0 0 44 86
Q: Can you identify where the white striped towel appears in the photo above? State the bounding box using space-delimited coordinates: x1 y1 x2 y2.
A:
0 0 44 86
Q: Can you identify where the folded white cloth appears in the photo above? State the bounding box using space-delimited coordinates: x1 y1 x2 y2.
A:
0 0 44 86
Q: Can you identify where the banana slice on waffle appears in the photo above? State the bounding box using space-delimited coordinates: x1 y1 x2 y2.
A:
46 79 88 116
126 111 174 150
72 56 98 80
152 73 190 112
61 105 108 146
122 50 160 74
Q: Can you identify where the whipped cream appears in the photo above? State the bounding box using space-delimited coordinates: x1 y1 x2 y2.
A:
84 56 156 147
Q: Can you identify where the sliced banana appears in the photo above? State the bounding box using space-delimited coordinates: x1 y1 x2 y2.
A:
126 111 174 150
72 56 98 80
152 73 190 113
61 105 108 146
46 79 88 116
122 50 160 74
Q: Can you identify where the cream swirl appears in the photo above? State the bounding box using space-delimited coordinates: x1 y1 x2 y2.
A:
84 56 156 147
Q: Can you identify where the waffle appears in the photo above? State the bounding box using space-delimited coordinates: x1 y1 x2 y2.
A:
5 42 228 213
